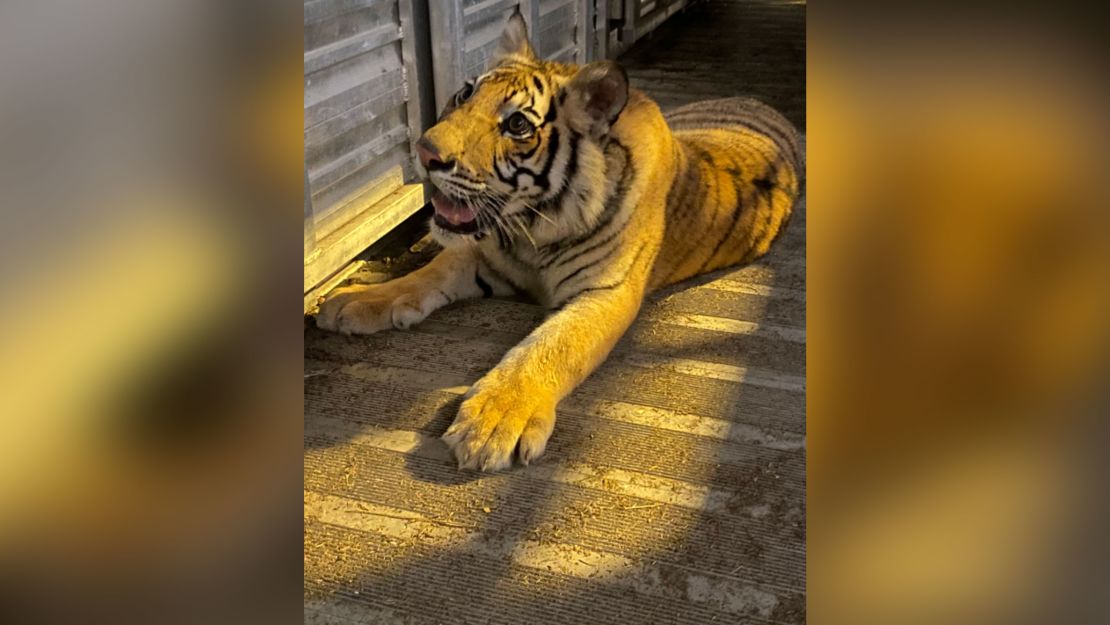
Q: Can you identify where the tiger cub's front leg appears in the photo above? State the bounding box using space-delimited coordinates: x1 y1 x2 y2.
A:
442 281 645 471
315 245 503 335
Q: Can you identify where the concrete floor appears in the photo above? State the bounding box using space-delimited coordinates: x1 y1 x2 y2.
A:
304 1 806 623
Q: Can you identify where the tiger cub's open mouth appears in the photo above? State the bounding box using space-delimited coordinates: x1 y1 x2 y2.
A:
430 189 480 234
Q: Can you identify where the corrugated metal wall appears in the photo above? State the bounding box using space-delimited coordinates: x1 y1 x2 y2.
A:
458 0 579 71
536 0 580 62
460 0 526 79
304 0 424 240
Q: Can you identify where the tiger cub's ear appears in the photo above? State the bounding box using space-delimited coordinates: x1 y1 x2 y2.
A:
493 10 536 65
563 61 629 138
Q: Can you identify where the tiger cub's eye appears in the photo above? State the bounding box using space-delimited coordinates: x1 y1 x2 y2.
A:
455 82 474 106
503 111 534 136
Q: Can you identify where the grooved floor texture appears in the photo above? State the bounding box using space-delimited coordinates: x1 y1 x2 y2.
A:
304 1 806 623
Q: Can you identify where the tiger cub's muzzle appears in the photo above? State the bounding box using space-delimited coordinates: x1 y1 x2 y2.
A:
429 188 480 234
414 136 483 235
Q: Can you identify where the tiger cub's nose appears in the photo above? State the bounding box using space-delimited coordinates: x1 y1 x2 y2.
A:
416 137 455 172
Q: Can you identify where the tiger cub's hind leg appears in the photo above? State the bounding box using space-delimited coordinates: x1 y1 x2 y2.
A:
315 245 508 335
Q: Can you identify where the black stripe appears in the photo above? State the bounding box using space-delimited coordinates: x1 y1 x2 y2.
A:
519 136 541 160
475 272 493 298
546 150 637 268
661 154 715 282
699 197 744 274
726 136 776 171
531 127 561 189
542 200 619 267
493 221 509 248
664 141 682 187
501 127 561 190
550 225 621 271
752 158 782 207
552 242 651 309
480 259 524 293
493 153 516 186
533 76 544 93
703 160 725 231
541 139 632 267
753 175 775 192
671 112 796 160
667 105 789 127
541 130 580 209
665 146 701 220
721 127 790 173
608 138 633 166
553 241 620 292
670 113 801 176
667 103 798 154
698 158 779 273
664 98 784 123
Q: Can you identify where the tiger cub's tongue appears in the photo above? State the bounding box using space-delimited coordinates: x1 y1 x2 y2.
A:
430 190 477 225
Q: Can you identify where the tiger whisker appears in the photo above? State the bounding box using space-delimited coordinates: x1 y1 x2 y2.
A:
511 214 538 249
482 195 523 241
520 202 557 226
476 195 515 243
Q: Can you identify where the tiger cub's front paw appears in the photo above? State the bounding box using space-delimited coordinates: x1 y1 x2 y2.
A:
441 376 556 472
315 283 428 335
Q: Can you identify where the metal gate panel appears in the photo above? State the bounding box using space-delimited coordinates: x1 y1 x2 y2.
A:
462 0 523 80
536 0 579 63
303 0 429 295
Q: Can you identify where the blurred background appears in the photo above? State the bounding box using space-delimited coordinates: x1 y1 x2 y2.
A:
0 1 1107 624
808 4 1110 624
0 1 303 624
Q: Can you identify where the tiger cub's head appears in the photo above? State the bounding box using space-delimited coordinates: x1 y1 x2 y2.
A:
416 11 629 240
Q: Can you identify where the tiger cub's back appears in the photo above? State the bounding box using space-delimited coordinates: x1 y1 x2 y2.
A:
649 97 804 289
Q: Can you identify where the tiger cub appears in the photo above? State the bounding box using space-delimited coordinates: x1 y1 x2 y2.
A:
316 12 804 471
